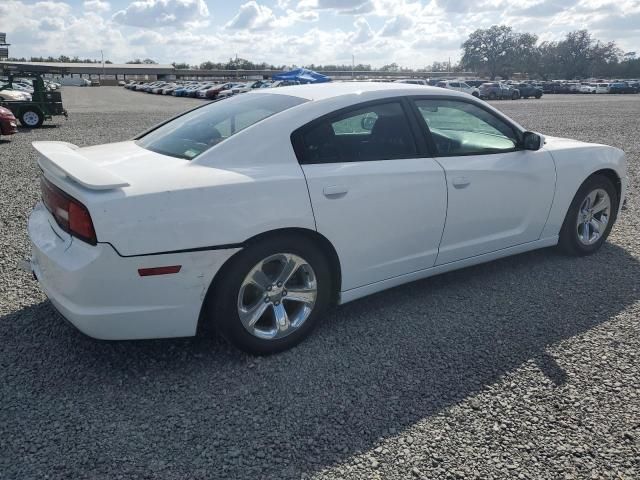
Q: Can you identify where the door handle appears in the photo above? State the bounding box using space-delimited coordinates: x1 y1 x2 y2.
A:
323 185 348 197
452 176 470 188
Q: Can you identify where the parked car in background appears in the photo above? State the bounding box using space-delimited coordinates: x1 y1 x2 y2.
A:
203 83 233 99
125 81 143 89
464 80 485 88
189 84 215 98
436 80 480 97
0 87 32 102
608 82 636 94
26 83 627 354
394 79 428 86
513 83 543 99
0 106 18 139
566 82 581 93
173 84 200 97
161 84 179 95
90 80 101 87
11 81 34 94
596 83 610 94
217 82 253 98
60 77 91 87
626 81 640 93
479 82 518 100
542 82 570 94
579 83 597 94
151 83 170 94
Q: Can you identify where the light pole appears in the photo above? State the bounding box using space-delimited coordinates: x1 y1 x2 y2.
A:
101 49 105 82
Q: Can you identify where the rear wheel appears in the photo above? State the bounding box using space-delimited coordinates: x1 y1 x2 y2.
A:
489 92 497 100
208 235 332 354
512 91 519 100
559 175 618 256
19 109 44 128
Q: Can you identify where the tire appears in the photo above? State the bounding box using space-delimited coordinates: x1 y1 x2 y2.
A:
19 109 44 128
207 234 333 354
558 174 618 256
472 91 479 97
535 93 542 99
512 91 519 100
488 92 497 100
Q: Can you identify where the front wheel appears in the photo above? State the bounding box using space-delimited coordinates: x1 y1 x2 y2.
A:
208 235 332 354
559 175 618 256
20 109 44 128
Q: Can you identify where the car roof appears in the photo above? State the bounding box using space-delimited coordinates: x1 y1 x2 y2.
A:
250 81 467 102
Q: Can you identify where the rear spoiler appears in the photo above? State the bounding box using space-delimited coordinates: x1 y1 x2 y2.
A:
32 141 130 190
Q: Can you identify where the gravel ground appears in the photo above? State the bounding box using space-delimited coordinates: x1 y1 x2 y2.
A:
1 87 639 480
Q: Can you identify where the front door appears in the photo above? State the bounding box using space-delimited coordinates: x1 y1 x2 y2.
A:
412 98 556 265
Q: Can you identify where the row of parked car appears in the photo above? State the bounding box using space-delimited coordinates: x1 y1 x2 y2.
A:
395 78 542 100
538 81 640 94
123 79 300 99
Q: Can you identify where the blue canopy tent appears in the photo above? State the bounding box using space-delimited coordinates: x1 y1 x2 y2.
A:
272 68 330 84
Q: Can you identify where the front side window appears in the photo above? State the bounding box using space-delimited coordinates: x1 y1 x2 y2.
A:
414 99 520 156
137 93 307 160
297 101 417 164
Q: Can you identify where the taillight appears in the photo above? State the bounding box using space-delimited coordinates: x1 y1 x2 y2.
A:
40 177 97 245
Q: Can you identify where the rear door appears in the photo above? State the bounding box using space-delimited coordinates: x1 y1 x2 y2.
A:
293 99 447 291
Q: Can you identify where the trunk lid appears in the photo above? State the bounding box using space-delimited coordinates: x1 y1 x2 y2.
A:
33 140 186 191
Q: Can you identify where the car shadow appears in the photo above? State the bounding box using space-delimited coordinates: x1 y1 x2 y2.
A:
2 243 639 478
16 124 60 132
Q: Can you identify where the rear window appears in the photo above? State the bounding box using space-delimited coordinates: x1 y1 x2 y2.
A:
136 93 307 160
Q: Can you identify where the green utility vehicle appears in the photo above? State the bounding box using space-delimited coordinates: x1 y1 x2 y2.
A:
0 71 67 127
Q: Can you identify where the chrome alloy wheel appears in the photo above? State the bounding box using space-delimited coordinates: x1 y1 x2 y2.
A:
23 111 40 126
576 188 611 246
237 253 317 340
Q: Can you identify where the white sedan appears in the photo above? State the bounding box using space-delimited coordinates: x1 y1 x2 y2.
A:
27 83 627 354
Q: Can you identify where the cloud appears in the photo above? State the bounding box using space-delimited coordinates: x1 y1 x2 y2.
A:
350 17 374 43
226 1 276 30
83 0 111 13
112 0 209 28
2 0 640 71
379 14 413 36
299 0 375 15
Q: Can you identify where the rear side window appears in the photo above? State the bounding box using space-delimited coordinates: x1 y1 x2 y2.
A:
295 101 417 164
137 93 307 160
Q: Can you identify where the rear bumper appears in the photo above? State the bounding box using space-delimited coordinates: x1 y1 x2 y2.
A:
28 202 240 340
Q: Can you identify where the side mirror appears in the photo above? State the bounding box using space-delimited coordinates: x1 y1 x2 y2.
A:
360 115 377 131
522 131 542 151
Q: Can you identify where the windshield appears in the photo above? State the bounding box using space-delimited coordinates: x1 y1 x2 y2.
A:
136 93 307 160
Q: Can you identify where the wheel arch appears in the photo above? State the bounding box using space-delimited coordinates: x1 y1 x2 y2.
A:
590 168 621 206
197 227 342 334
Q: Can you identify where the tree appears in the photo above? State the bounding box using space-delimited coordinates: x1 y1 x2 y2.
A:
461 25 516 79
555 30 594 78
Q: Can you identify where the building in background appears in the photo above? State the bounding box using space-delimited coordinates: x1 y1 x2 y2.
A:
0 33 9 61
